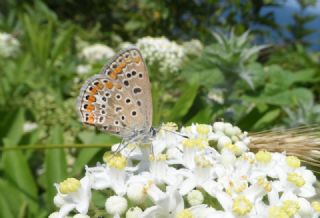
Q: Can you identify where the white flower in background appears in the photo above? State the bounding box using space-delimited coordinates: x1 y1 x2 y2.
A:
76 64 92 75
0 32 20 58
136 36 185 74
53 176 91 218
118 41 135 50
80 43 115 63
52 121 318 217
182 39 203 57
23 121 38 133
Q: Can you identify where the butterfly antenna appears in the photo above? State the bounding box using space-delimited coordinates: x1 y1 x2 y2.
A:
161 128 189 139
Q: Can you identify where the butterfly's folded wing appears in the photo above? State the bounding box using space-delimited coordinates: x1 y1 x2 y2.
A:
77 47 153 139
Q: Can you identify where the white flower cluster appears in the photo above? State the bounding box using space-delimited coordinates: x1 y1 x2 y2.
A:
80 44 115 63
50 122 320 218
76 44 115 75
0 32 20 58
136 36 185 74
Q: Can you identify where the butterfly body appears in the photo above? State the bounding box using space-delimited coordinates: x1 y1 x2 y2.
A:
77 47 153 143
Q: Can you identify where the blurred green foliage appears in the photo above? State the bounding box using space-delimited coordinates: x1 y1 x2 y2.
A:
0 0 319 217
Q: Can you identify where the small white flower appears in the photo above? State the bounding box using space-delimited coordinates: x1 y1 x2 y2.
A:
126 207 143 218
127 183 147 205
76 64 92 75
23 122 38 133
141 184 184 218
136 36 185 74
73 214 90 218
80 44 115 63
273 166 316 198
179 155 219 196
0 32 20 58
105 195 128 217
48 212 59 218
187 190 204 206
86 154 130 196
53 176 91 218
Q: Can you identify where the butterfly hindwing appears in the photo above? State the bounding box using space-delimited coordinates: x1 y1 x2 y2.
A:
77 47 153 139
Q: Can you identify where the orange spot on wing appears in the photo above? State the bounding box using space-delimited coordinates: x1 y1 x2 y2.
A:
125 58 132 63
110 72 117 79
88 114 95 124
116 84 122 89
86 104 95 112
106 81 113 89
88 95 96 102
114 67 122 74
90 87 98 94
134 57 141 63
96 82 104 90
119 63 126 69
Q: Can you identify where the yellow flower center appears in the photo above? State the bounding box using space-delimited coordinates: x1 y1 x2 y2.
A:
312 201 320 212
232 196 253 216
104 153 127 170
149 154 167 161
268 206 289 218
234 182 247 193
282 200 300 217
224 143 240 154
256 150 272 164
287 172 305 187
286 156 301 168
182 138 207 149
162 122 178 131
143 181 153 194
257 177 272 192
176 209 194 218
194 155 211 168
59 178 81 194
196 124 210 135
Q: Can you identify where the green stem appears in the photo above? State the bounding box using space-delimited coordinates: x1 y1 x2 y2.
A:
0 144 112 151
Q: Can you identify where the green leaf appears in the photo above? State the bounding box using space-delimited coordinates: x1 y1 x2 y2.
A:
71 131 118 176
243 88 313 106
44 125 67 209
0 195 14 218
167 83 199 121
2 139 38 211
0 179 24 218
253 109 281 130
2 109 24 146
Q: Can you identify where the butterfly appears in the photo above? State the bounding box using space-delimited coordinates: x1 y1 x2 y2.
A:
77 47 155 144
